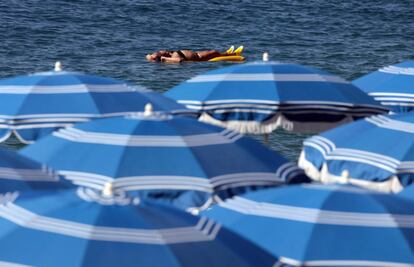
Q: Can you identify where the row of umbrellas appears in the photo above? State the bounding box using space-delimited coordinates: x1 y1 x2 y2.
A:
166 58 414 134
1 143 414 266
2 58 413 144
0 57 413 266
1 149 414 266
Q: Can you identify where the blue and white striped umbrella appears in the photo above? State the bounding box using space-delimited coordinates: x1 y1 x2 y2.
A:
203 184 414 266
165 61 388 134
353 60 414 113
0 187 277 267
299 113 414 192
20 108 308 210
0 62 189 144
0 147 65 192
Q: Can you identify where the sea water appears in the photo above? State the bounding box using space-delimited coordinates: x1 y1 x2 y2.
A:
0 0 413 161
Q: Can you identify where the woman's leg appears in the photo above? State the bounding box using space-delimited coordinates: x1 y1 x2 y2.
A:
196 50 222 61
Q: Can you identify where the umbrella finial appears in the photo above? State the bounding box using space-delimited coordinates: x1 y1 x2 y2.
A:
262 52 269 62
144 103 153 116
102 182 113 197
54 61 62 72
341 169 349 181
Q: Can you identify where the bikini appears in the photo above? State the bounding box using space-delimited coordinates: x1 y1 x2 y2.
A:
176 50 201 61
176 50 187 60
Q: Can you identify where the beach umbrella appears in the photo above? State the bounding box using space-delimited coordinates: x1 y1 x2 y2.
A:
0 146 67 192
0 62 189 144
20 105 308 211
165 56 388 135
299 113 414 192
0 185 277 267
353 60 414 113
202 184 414 266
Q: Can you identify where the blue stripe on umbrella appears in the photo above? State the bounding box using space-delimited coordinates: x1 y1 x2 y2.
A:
202 184 414 266
299 112 414 192
165 61 388 134
20 113 308 210
353 61 414 113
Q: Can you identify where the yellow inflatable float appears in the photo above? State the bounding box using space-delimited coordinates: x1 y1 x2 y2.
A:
208 46 245 62
208 55 245 62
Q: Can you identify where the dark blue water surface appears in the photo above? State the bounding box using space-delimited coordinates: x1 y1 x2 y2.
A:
1 0 413 160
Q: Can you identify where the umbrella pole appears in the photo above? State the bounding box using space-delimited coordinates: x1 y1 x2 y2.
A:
263 133 269 144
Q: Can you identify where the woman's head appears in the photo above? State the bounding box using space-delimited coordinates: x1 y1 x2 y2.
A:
146 50 171 61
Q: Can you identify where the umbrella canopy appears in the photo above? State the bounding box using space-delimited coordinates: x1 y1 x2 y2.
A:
165 60 388 134
0 186 277 267
299 113 414 192
202 184 414 266
0 62 189 144
398 184 414 200
0 146 66 192
353 60 414 113
20 106 308 210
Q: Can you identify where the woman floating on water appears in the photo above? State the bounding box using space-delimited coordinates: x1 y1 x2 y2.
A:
146 46 244 63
